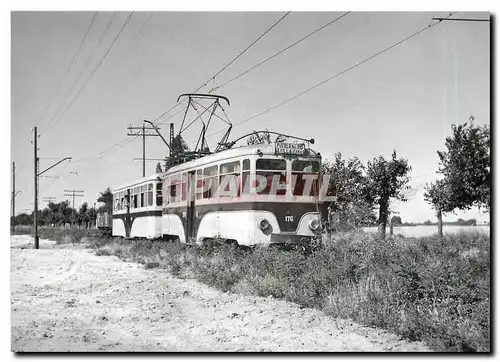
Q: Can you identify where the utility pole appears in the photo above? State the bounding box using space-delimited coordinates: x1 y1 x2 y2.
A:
32 125 71 249
63 189 84 228
11 161 15 234
127 124 162 178
33 127 39 248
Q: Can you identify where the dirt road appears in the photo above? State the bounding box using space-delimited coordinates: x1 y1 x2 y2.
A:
11 236 430 352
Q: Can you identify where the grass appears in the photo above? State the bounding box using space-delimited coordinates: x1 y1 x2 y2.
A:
14 224 489 352
12 225 102 245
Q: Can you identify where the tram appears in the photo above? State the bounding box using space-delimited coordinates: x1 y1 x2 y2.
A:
162 141 323 246
111 173 164 239
101 93 332 247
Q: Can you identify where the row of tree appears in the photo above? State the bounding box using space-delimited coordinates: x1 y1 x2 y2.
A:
12 188 113 228
322 150 411 239
322 119 490 239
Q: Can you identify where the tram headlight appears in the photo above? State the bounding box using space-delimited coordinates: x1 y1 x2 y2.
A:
309 219 320 233
259 218 271 231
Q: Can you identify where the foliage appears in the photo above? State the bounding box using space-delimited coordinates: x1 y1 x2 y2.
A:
97 187 113 213
424 179 450 213
92 232 490 352
322 153 376 229
366 150 411 238
12 200 97 228
391 216 402 225
437 122 490 211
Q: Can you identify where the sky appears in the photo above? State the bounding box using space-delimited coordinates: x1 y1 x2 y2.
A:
10 11 490 223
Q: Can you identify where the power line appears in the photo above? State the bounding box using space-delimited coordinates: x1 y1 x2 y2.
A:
39 12 99 124
43 12 117 132
215 12 351 91
45 12 134 131
136 12 154 37
194 11 291 94
153 11 291 123
208 12 458 137
71 137 136 164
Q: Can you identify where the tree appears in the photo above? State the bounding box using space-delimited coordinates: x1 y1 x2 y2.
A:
97 187 113 213
424 179 450 236
156 162 163 173
366 150 411 239
322 153 375 230
437 122 490 210
78 202 90 227
391 216 402 225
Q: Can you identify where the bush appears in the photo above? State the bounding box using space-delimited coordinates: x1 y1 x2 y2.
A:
90 231 490 352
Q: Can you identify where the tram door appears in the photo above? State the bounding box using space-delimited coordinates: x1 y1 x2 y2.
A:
186 171 196 240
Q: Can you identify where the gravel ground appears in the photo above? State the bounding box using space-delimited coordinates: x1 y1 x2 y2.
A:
11 236 431 352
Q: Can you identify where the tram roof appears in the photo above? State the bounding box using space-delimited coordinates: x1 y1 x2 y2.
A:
112 173 163 193
166 143 319 174
111 142 319 193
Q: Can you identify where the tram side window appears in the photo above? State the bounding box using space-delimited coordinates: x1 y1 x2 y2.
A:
181 173 188 201
148 184 153 206
203 165 218 199
242 159 251 195
219 161 241 197
292 160 320 196
156 183 163 206
140 185 146 208
133 186 139 208
170 174 181 202
119 191 124 210
196 169 203 200
256 159 287 195
124 191 130 209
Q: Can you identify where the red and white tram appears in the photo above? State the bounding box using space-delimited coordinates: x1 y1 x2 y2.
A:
109 140 328 247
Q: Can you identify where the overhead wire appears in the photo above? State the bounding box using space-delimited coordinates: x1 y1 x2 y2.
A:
43 12 117 133
206 12 458 138
152 11 291 123
39 12 99 125
45 12 135 132
193 11 292 94
214 11 351 91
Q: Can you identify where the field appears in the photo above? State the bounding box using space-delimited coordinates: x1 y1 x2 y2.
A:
363 225 490 238
11 226 490 352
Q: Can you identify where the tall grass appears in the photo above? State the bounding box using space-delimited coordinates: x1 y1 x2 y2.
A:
11 225 102 245
91 231 490 352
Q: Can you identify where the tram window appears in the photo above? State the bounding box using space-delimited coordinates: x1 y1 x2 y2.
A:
292 160 320 172
140 193 144 208
242 159 251 195
196 169 203 200
148 184 153 206
203 165 218 199
181 173 188 201
170 174 182 201
156 183 163 206
256 159 286 170
256 158 287 195
220 161 240 174
292 160 320 196
133 194 138 209
119 191 124 210
219 161 241 197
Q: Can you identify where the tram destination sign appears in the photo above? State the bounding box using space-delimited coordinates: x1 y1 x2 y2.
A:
275 142 306 155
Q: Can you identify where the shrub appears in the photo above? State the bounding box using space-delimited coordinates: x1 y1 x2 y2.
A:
89 231 490 352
